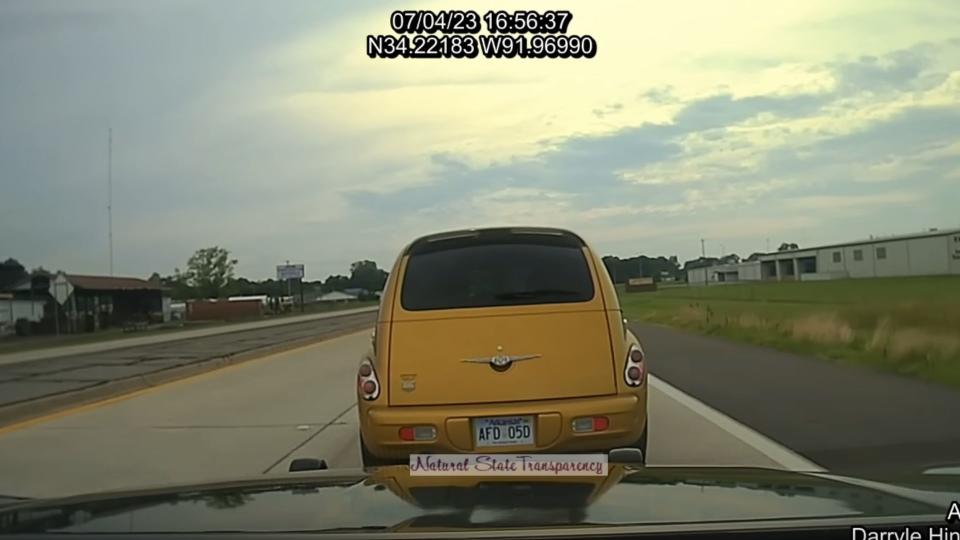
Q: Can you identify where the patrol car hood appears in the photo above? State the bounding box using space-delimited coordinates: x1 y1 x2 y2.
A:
1 466 956 535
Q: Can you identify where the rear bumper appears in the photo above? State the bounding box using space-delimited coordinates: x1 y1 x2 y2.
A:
359 389 647 459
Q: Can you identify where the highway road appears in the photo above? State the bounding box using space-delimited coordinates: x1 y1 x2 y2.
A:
0 310 378 425
0 306 379 367
0 328 817 500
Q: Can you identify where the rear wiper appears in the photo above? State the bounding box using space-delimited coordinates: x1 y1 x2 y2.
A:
496 289 583 300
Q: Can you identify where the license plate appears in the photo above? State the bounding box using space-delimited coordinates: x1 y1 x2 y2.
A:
473 415 534 447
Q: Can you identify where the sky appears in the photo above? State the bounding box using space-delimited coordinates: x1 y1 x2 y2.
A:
1 0 958 281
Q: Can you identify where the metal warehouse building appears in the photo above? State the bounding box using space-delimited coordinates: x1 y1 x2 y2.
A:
688 228 960 285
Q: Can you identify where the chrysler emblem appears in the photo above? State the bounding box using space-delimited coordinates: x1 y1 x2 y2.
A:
462 345 541 372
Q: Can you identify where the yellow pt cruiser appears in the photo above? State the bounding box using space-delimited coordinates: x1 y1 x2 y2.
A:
357 227 648 466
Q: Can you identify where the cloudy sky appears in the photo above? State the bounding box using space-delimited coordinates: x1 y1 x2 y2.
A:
1 0 958 280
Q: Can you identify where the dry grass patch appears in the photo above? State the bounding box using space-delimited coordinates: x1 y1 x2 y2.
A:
789 314 855 345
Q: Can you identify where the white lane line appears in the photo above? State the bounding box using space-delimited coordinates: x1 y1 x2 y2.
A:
649 374 825 472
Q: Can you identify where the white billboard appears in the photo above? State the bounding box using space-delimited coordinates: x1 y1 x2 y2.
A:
276 264 304 280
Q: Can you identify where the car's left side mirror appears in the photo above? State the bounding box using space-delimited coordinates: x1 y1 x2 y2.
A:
289 458 329 472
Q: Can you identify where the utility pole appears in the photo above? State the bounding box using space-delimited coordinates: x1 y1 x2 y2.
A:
700 238 707 287
108 128 114 276
765 237 770 253
285 260 292 299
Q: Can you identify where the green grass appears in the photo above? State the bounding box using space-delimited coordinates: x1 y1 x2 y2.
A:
619 276 960 389
0 301 378 356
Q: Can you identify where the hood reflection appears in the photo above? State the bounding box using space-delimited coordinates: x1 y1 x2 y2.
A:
0 466 946 534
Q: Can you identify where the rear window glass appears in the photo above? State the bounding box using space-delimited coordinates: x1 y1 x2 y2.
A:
400 236 596 311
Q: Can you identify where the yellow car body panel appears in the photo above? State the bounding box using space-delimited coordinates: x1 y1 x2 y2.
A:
358 227 647 462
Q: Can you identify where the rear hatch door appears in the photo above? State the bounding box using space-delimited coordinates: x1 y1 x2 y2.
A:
388 229 616 406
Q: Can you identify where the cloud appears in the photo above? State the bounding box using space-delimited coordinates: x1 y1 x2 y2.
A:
338 40 959 261
591 102 624 119
785 191 924 211
342 40 959 213
640 86 676 105
2 2 959 278
672 93 828 131
831 46 943 93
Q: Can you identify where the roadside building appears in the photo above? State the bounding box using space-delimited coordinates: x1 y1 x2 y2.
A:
317 291 358 303
228 295 270 307
58 274 166 330
687 227 960 285
0 293 46 336
169 301 187 321
2 272 53 334
2 272 171 333
625 277 657 292
759 228 960 282
342 288 368 297
687 261 762 286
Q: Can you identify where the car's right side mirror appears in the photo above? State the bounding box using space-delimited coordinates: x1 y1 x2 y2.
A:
608 448 645 464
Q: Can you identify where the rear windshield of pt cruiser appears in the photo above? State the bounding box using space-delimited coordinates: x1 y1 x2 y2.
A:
400 233 596 311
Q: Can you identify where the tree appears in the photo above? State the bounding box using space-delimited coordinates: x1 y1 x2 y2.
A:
160 272 194 300
348 260 388 292
746 252 765 261
203 493 253 509
0 258 28 290
181 247 237 298
778 242 799 251
602 255 681 284
324 274 350 292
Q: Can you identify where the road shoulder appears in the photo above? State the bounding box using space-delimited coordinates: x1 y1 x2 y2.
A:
631 321 960 479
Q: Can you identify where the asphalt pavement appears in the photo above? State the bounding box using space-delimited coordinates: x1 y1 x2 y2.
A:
0 306 379 366
0 310 377 425
0 330 791 499
1 318 953 499
631 321 960 479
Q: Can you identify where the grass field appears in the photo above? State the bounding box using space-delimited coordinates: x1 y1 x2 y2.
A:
619 276 960 388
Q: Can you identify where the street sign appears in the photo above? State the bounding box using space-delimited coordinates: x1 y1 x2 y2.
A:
49 272 74 306
277 264 304 281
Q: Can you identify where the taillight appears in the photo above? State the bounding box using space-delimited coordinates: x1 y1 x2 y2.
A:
399 425 436 441
358 360 380 401
572 416 609 433
624 344 645 387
